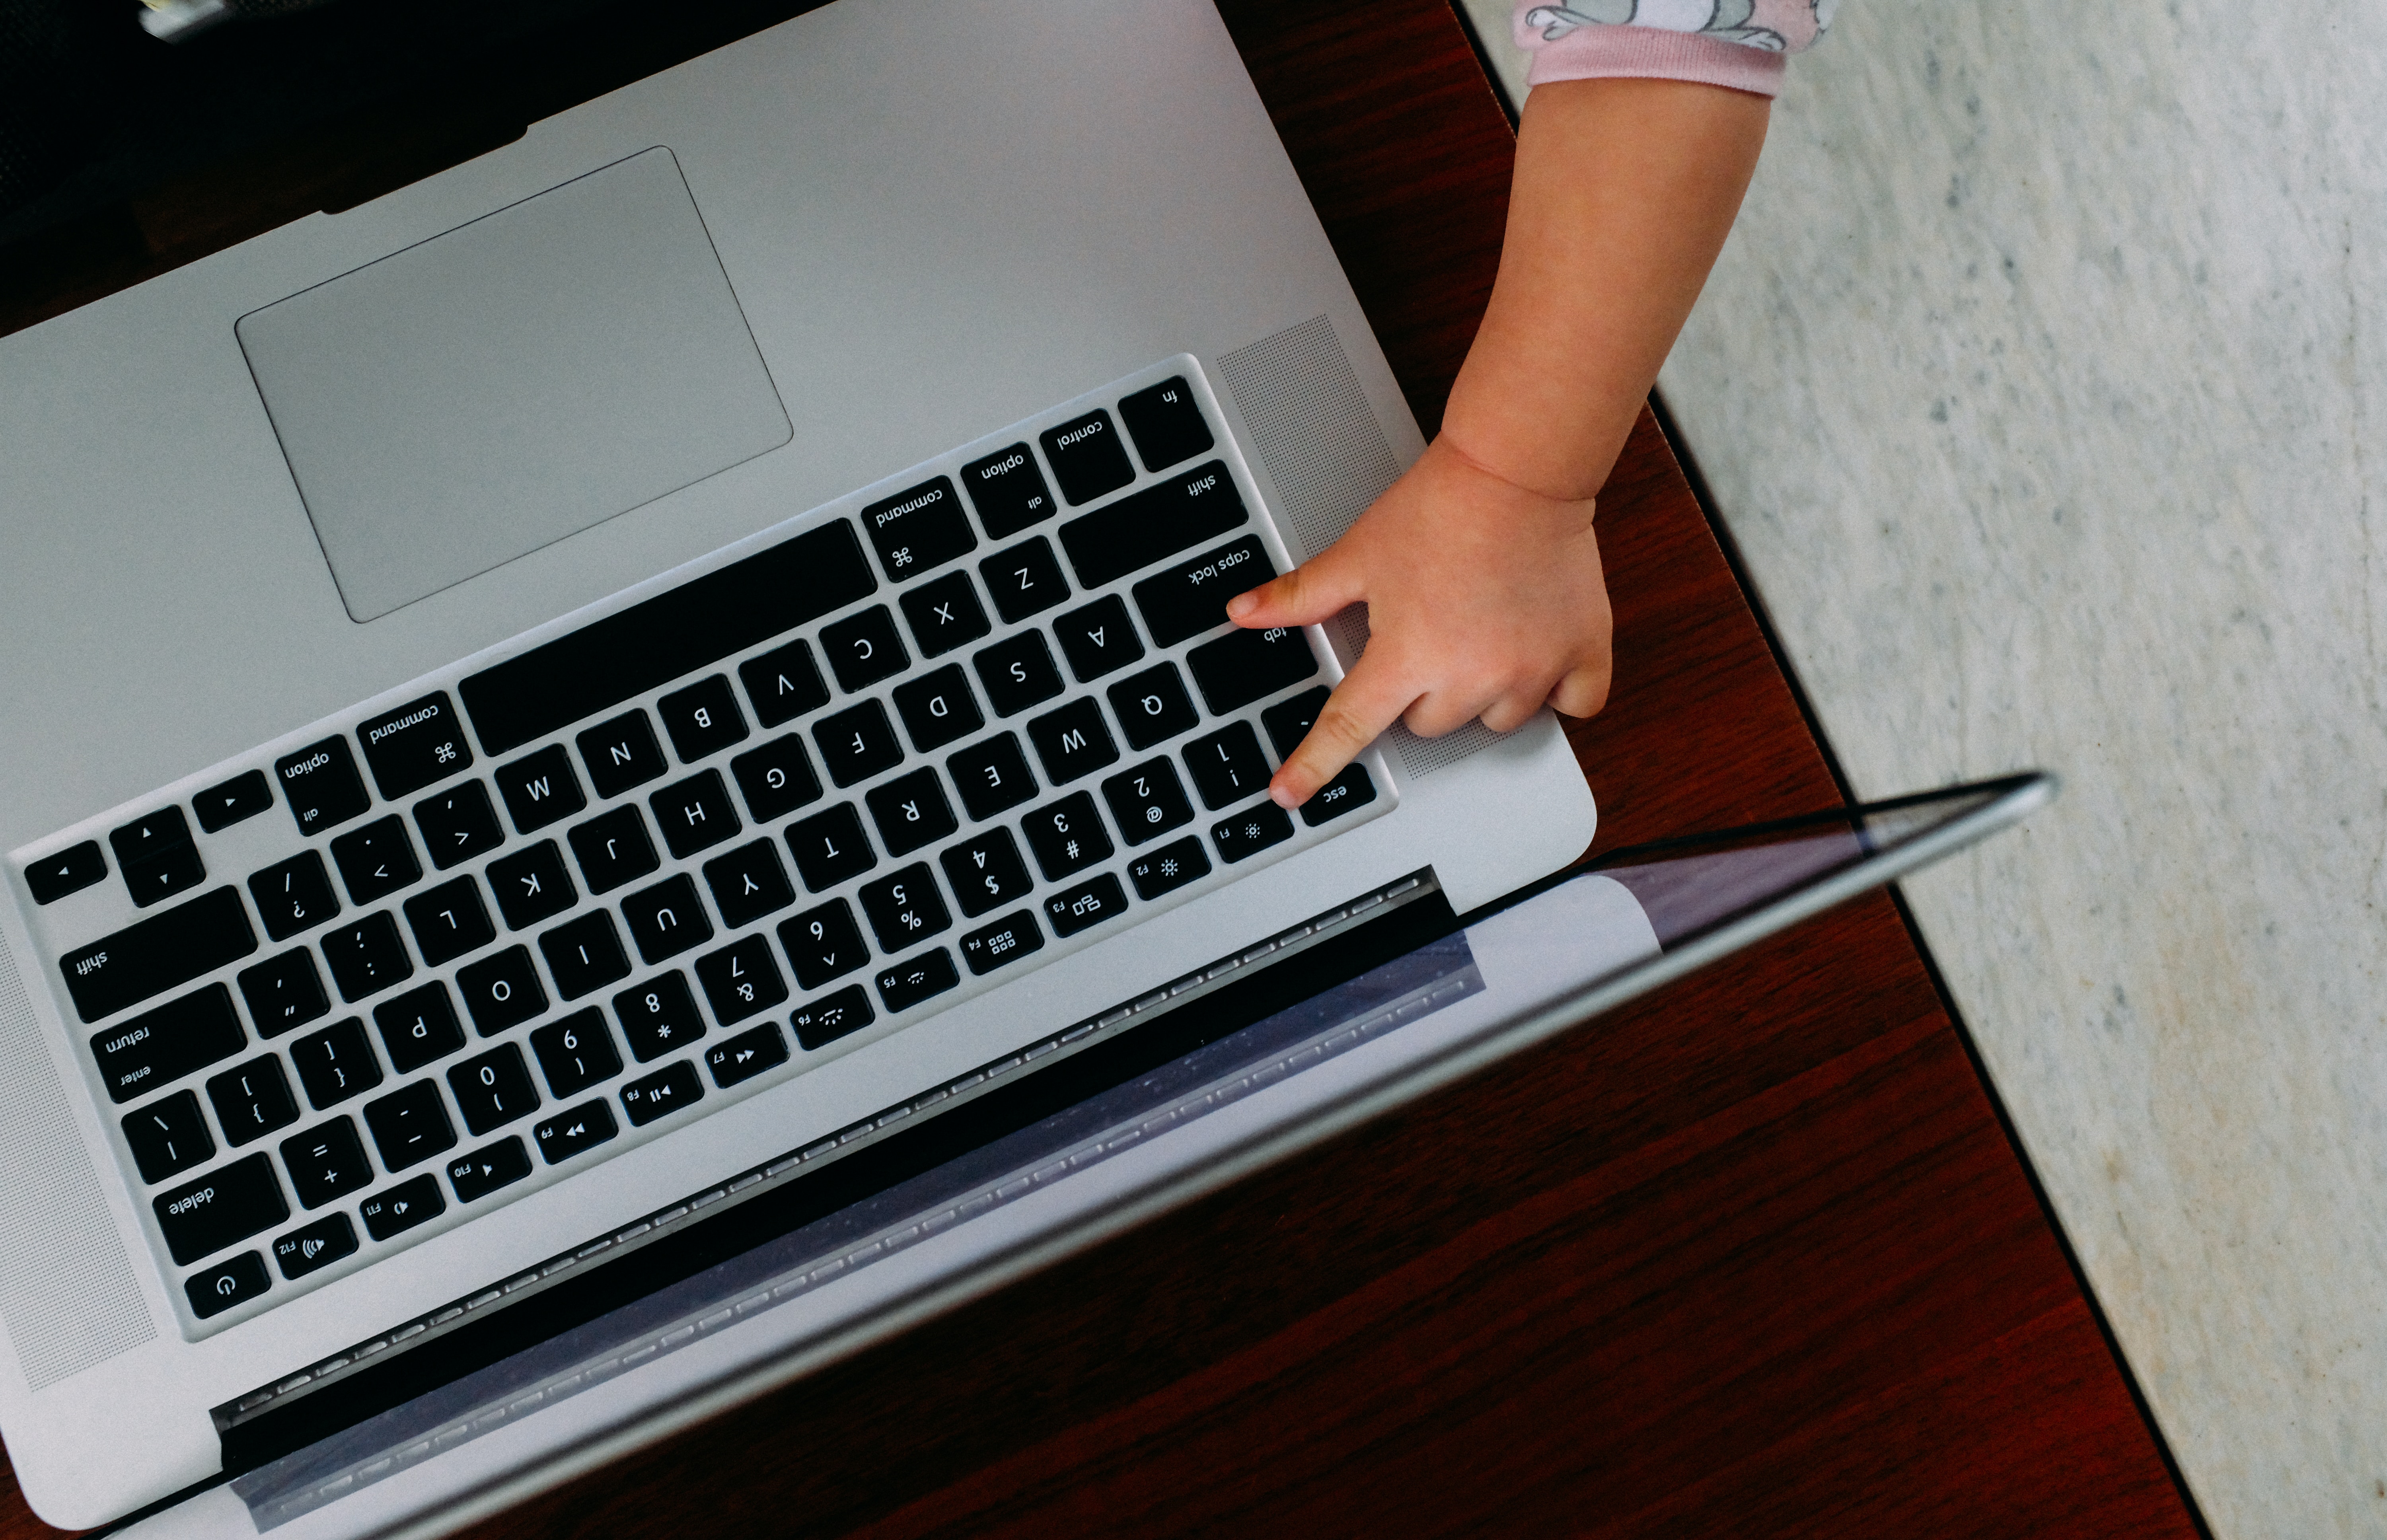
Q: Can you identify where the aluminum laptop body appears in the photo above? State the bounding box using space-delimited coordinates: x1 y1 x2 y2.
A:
0 0 1597 1523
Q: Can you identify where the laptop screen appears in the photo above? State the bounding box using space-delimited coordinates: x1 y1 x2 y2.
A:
191 775 2042 1537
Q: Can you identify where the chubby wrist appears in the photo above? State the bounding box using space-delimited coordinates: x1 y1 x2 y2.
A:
1424 433 1602 534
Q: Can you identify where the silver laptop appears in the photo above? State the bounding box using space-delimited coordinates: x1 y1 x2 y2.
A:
0 0 1601 1523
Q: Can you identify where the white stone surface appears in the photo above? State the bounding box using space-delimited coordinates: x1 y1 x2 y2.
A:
1462 1 2387 1534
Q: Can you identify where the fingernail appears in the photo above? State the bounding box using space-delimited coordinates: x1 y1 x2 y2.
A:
1269 783 1300 809
1226 593 1255 620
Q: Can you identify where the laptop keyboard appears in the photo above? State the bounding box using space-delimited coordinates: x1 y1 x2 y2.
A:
21 362 1392 1332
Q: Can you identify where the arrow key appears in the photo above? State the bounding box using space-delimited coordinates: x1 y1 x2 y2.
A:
446 1136 532 1203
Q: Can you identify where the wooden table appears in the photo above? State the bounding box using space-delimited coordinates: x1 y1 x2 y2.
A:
0 3 2205 1535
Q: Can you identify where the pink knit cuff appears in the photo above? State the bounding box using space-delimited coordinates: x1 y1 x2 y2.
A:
1523 26 1789 98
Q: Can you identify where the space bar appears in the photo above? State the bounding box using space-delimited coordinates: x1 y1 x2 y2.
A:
460 519 878 758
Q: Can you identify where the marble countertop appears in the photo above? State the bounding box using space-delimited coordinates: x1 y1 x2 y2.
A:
1462 1 2387 1534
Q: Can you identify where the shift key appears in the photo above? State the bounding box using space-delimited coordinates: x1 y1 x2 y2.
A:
60 887 258 1024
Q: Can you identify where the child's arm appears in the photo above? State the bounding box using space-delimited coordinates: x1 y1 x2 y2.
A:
1226 77 1770 806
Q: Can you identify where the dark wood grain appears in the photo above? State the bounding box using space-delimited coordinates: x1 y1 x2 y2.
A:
0 2 2199 1537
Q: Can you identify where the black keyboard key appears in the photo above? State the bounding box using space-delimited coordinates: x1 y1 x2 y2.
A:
820 605 909 693
973 631 1065 718
1127 833 1212 901
899 570 991 659
790 985 875 1050
865 769 958 858
111 805 192 872
274 1213 358 1279
893 664 985 753
704 840 797 930
27 841 105 905
403 876 494 968
1108 663 1200 751
614 972 707 1063
1133 535 1275 649
413 781 504 870
1211 801 1296 863
568 805 660 894
60 886 257 1023
530 1009 621 1099
576 710 668 800
979 536 1071 624
622 874 714 965
362 1081 456 1173
1101 758 1195 847
777 900 870 990
447 1044 540 1135
155 1153 287 1266
189 1251 273 1319
359 1174 446 1240
447 1137 532 1203
1020 791 1113 881
290 1018 382 1111
1261 685 1332 761
1183 722 1273 811
1058 460 1247 589
812 700 904 788
1118 375 1215 472
374 982 467 1075
533 1100 619 1165
946 734 1037 823
707 1022 789 1088
938 828 1033 919
357 692 473 802
195 770 274 833
238 949 328 1039
740 639 831 728
321 912 413 1003
495 745 588 835
329 815 421 905
1044 873 1130 938
487 841 577 930
278 1117 371 1208
1052 595 1145 683
123 1090 214 1184
874 948 959 1014
276 738 371 838
620 1061 703 1127
958 910 1044 976
694 935 787 1025
455 945 548 1036
962 443 1057 539
541 911 631 1001
207 1055 298 1146
785 804 876 891
1025 697 1119 785
1301 762 1380 826
459 520 877 757
857 864 951 952
1186 624 1321 716
650 769 741 859
88 984 246 1103
1040 410 1135 506
658 675 750 764
122 844 206 908
863 475 977 581
730 735 823 824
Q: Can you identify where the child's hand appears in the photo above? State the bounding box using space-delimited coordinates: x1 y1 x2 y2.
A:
1225 436 1611 808
1223 75 1768 809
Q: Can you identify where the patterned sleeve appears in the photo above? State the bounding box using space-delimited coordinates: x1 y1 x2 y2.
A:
1512 0 1834 99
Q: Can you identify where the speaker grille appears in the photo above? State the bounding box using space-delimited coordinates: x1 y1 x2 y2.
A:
1220 316 1505 778
0 932 152 1389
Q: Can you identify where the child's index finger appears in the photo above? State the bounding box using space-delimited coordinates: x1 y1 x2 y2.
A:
1270 654 1410 808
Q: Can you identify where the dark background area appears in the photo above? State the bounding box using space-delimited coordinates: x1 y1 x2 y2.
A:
0 0 834 335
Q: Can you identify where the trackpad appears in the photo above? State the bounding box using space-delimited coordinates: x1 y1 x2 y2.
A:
237 147 792 622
